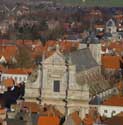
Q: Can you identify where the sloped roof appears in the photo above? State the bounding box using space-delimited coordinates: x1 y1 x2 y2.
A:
0 45 17 62
103 115 123 125
0 108 6 114
21 102 41 113
103 95 123 106
101 55 120 69
38 116 60 125
3 68 32 75
68 48 98 72
70 112 82 125
83 114 94 125
3 78 15 88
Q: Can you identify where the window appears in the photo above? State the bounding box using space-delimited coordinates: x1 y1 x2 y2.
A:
112 111 116 116
2 76 5 80
104 110 108 113
19 77 22 81
112 110 116 113
23 77 26 81
15 77 17 81
53 80 60 92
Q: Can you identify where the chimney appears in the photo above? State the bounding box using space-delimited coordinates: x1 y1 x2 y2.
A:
117 80 123 96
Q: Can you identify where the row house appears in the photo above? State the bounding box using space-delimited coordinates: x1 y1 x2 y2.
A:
0 68 32 84
0 45 18 64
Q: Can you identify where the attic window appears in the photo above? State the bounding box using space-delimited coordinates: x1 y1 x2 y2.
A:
53 80 60 92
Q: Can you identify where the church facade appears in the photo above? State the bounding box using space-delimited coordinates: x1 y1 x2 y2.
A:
24 46 90 115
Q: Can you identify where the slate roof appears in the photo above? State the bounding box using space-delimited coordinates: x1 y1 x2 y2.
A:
68 48 98 72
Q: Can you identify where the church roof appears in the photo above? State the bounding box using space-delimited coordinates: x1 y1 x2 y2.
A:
68 48 98 72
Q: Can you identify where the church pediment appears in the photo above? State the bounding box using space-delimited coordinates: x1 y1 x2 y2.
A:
44 52 65 65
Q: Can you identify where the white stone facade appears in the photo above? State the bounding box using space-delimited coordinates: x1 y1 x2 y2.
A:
25 48 89 114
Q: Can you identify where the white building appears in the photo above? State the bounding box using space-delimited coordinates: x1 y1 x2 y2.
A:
79 104 123 119
106 19 117 34
89 43 101 65
1 69 30 84
98 105 123 118
25 45 92 114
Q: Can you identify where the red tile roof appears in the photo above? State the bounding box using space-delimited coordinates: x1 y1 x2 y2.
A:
38 116 60 125
101 55 120 69
114 14 123 20
103 114 123 125
3 78 15 88
44 40 79 54
0 45 17 61
0 108 6 114
109 42 123 53
103 95 123 106
83 114 94 125
21 102 41 113
3 68 32 75
0 65 5 72
70 111 82 125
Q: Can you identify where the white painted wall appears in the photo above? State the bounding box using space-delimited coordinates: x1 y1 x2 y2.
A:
98 105 123 118
79 104 123 119
1 73 28 84
89 43 101 65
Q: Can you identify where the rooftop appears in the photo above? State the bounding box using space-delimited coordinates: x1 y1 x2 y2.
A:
103 95 123 106
68 48 98 72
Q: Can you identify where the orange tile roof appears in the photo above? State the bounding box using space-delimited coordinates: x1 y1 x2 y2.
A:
0 65 5 72
32 40 79 59
21 102 41 113
103 95 123 106
3 68 32 75
38 116 60 125
70 111 82 125
37 104 63 118
101 55 120 69
3 78 15 88
83 114 94 125
101 41 123 53
109 42 123 53
103 114 123 125
0 108 6 114
45 40 79 53
0 45 17 61
117 81 123 90
0 40 79 62
114 14 123 20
